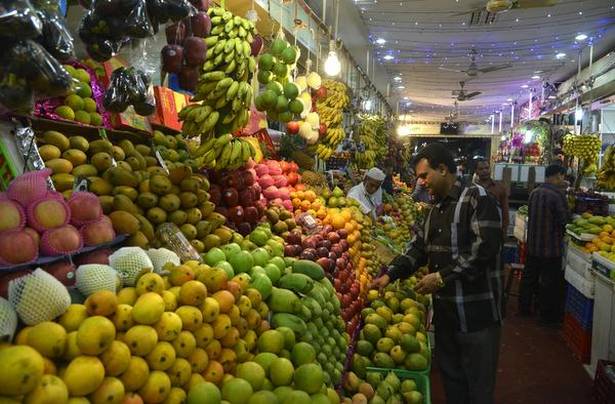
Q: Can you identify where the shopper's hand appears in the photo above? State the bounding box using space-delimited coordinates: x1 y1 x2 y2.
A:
414 272 443 295
369 274 390 291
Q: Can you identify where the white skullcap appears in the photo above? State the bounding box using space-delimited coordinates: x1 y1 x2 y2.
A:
365 167 386 181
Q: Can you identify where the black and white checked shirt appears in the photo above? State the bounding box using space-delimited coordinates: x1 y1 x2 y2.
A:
388 177 504 333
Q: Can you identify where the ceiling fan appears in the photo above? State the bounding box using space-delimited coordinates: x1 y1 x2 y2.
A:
454 0 559 16
438 49 511 77
452 81 482 101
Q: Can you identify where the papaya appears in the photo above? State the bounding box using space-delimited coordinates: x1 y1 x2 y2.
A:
278 273 314 294
271 313 307 334
109 211 140 235
291 260 324 280
45 158 73 174
267 288 301 314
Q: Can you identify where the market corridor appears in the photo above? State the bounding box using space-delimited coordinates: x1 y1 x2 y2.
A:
430 277 594 403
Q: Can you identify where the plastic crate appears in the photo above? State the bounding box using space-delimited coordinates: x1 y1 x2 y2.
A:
562 312 592 364
565 282 594 330
365 367 431 404
593 360 615 404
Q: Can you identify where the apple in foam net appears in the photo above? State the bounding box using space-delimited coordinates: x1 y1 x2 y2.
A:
287 121 300 134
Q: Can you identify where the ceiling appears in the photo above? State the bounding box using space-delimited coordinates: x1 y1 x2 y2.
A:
352 0 615 122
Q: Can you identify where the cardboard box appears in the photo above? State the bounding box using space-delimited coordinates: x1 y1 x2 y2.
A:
149 86 191 132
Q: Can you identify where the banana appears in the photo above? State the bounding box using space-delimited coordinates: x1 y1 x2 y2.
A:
224 20 234 33
210 16 222 25
213 53 224 67
241 139 252 161
225 81 239 101
215 77 234 91
214 133 233 149
195 136 217 156
222 111 237 124
194 106 212 123
217 142 233 168
229 139 242 163
202 71 225 82
223 11 232 21
224 59 237 75
211 25 224 36
200 111 219 133
214 39 226 55
214 96 228 110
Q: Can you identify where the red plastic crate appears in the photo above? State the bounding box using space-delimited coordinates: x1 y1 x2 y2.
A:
562 313 592 364
593 360 615 404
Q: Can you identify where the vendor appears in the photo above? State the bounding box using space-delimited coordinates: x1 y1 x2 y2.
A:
347 167 385 218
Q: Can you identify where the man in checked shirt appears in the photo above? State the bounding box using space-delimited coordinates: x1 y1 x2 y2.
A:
372 143 504 404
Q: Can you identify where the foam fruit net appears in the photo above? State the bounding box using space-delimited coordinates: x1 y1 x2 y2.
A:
0 297 17 342
0 199 26 232
8 268 71 325
68 192 103 226
6 168 52 206
27 196 70 232
147 248 181 273
109 247 154 286
75 264 119 297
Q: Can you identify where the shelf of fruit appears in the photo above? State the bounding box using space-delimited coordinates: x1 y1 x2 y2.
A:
566 213 615 250
0 143 424 404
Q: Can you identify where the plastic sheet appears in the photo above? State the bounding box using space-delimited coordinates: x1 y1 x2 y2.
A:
0 0 43 40
36 9 74 61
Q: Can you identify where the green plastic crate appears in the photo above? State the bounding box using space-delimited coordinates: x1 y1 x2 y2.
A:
0 140 18 191
366 367 431 404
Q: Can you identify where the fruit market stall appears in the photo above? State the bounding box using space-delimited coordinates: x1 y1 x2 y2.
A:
0 0 434 402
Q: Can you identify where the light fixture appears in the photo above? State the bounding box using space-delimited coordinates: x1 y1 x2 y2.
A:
403 96 409 100
548 95 556 99
521 84 529 89
575 33 588 41
375 38 386 45
383 54 394 61
393 76 402 81
506 98 513 102
324 40 341 77
556 52 567 59
363 99 373 111
575 107 583 121
531 75 541 80
397 85 405 89
501 135 507 141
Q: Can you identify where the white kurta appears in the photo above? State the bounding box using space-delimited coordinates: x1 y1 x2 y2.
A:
347 183 382 217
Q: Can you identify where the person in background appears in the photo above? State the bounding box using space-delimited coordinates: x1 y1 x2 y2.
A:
519 164 570 326
381 165 395 194
347 167 385 219
474 158 510 235
371 143 503 404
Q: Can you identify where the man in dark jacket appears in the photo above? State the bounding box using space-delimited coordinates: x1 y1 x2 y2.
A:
372 143 503 404
519 164 569 326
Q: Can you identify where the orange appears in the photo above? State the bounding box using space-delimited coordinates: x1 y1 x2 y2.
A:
296 191 305 200
331 214 346 230
307 209 317 217
292 198 301 208
304 190 316 202
341 209 352 221
300 200 311 211
344 222 355 233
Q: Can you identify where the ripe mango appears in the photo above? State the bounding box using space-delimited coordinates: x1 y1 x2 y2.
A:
132 292 165 325
58 304 88 332
62 355 105 396
109 211 140 235
23 374 68 404
42 131 70 151
27 321 67 358
100 340 131 377
76 316 116 355
154 312 183 341
146 341 176 371
0 345 45 396
62 149 87 166
90 377 125 404
39 144 61 161
85 290 118 316
125 325 158 356
139 371 171 403
120 357 149 392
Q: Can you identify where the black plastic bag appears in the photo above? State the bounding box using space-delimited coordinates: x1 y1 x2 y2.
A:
124 0 155 38
164 0 196 22
86 39 122 62
0 0 43 40
103 67 155 115
37 9 74 62
4 40 72 97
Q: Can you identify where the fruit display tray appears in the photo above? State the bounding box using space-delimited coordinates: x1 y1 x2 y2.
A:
365 367 431 404
566 229 595 242
0 234 127 273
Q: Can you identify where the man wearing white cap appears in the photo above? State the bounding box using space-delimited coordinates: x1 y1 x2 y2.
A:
347 167 386 219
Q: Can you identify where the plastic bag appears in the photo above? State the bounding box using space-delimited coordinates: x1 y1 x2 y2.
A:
163 0 196 22
0 70 34 113
103 67 155 115
4 40 72 97
124 0 155 38
36 9 74 61
0 0 43 40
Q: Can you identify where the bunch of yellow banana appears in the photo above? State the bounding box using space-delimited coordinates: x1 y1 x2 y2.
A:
354 149 378 168
179 6 256 140
353 114 388 169
191 134 258 170
315 80 349 151
597 145 615 190
315 144 335 160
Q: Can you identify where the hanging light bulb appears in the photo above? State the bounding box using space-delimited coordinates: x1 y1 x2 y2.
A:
324 40 341 77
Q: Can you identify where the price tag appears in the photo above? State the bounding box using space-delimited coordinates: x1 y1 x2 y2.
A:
73 177 89 192
303 214 317 227
155 150 170 175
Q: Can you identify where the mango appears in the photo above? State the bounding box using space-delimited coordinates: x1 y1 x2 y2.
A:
0 345 45 396
76 316 116 355
62 356 105 396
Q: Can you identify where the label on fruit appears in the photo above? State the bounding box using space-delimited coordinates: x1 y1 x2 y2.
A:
155 150 170 175
303 214 317 228
73 177 89 192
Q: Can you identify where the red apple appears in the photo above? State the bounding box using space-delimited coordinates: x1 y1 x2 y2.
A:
314 86 327 99
327 232 341 244
284 245 296 257
222 188 239 207
319 123 327 136
300 249 316 261
317 247 329 258
228 205 244 225
237 222 252 236
328 251 338 261
287 121 300 134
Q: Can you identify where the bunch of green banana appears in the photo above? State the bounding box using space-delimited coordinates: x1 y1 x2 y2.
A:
179 6 256 139
191 134 257 170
